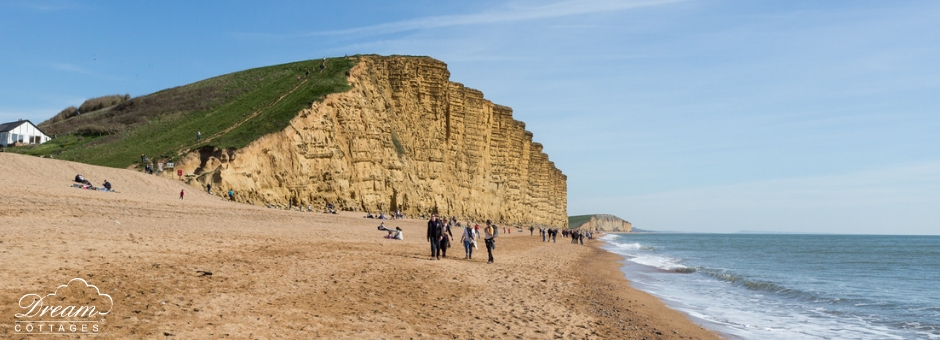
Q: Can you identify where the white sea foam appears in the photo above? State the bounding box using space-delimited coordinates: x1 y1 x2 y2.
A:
600 233 940 339
611 242 646 250
628 254 687 271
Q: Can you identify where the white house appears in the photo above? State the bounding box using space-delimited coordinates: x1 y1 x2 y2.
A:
0 120 51 147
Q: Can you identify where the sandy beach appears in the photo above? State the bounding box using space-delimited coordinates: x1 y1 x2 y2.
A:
0 153 720 339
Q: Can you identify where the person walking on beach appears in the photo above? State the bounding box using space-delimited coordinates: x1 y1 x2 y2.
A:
179 189 185 199
530 226 534 235
484 220 497 264
460 223 476 259
228 189 234 201
474 223 480 240
206 183 212 194
427 214 444 260
440 221 454 258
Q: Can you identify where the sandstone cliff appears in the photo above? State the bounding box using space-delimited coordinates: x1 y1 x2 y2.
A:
570 214 632 232
177 56 567 227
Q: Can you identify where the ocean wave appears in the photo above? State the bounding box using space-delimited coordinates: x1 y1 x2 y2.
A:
612 242 654 251
628 254 689 271
691 267 910 313
695 268 803 297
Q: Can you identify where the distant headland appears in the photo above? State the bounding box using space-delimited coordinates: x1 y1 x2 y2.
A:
568 214 632 232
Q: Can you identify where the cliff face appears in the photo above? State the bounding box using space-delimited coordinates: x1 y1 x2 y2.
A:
179 56 567 227
573 215 632 232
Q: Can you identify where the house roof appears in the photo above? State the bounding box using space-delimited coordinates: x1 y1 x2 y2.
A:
0 120 49 136
0 121 26 132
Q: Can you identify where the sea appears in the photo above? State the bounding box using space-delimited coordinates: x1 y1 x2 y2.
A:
601 233 940 339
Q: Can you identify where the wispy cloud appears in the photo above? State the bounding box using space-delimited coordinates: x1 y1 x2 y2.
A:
236 0 684 40
49 62 123 81
51 62 91 74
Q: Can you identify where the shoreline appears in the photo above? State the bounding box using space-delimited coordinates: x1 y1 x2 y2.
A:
578 237 723 339
0 153 720 339
594 236 737 339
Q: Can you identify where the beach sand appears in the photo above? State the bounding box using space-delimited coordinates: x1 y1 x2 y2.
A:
0 153 720 339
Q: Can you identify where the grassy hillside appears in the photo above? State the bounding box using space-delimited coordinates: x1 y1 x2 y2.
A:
14 57 355 168
568 215 595 229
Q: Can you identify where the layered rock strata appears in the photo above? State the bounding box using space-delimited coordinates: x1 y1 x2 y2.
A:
179 56 567 227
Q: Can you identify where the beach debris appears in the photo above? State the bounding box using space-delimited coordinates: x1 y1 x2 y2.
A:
196 270 212 277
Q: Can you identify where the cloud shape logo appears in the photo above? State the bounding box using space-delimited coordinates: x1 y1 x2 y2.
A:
16 278 113 319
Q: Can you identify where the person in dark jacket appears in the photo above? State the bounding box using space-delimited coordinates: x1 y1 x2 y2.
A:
426 214 444 260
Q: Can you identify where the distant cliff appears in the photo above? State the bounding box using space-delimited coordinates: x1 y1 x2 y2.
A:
568 214 632 232
180 56 567 227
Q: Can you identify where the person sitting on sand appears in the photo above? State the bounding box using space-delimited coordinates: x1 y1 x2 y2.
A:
102 180 112 191
377 223 403 240
74 174 90 185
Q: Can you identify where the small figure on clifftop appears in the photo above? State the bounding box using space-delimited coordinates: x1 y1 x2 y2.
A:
180 189 185 200
196 130 201 141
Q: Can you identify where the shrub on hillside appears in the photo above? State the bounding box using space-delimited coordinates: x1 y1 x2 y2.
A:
39 106 80 126
78 94 131 114
73 123 121 136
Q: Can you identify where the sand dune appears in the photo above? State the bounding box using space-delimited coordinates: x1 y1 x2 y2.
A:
0 153 719 339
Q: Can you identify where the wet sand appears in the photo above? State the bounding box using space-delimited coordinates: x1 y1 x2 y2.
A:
0 153 721 339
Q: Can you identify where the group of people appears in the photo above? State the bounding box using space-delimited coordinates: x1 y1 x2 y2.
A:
538 227 560 243
364 212 388 219
139 154 162 175
377 222 403 240
73 174 112 192
426 215 498 264
178 184 234 201
365 209 406 219
566 229 591 244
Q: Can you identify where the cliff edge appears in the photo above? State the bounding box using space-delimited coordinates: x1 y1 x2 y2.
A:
180 56 567 227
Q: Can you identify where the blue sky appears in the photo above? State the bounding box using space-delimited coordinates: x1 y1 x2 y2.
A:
2 0 938 234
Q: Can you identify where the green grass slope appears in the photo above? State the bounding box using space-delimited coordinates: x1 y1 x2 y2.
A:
14 58 355 168
568 215 595 229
